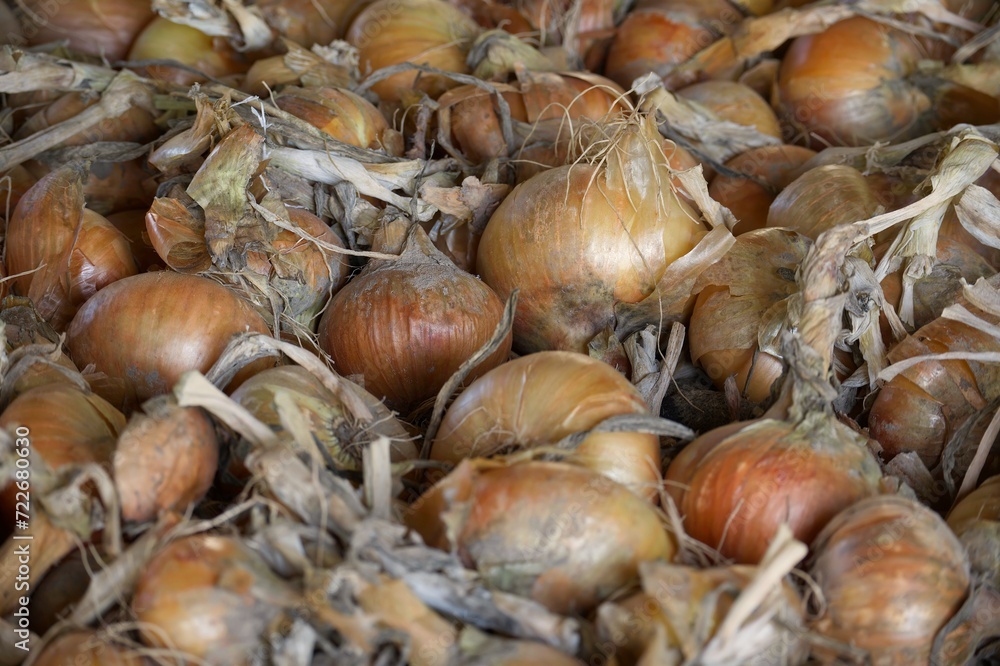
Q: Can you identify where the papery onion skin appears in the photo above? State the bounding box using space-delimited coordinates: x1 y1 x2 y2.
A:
708 145 816 235
31 631 146 666
127 17 248 85
65 271 272 408
477 119 707 354
20 0 154 60
431 350 661 500
133 535 295 664
408 459 674 615
346 0 481 103
947 475 1000 587
14 92 159 149
665 413 884 565
318 227 511 413
809 495 970 664
276 87 400 154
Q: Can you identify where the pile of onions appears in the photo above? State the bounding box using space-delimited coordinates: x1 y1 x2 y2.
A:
66 271 272 409
276 86 402 154
19 0 154 60
947 475 1000 587
113 396 219 523
132 534 298 663
808 496 970 663
318 223 510 413
477 114 707 353
407 459 674 615
430 350 661 500
687 228 810 403
346 0 482 104
774 17 999 148
708 145 816 235
5 165 138 330
127 17 248 85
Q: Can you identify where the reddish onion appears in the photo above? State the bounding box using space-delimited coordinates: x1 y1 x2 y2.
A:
407 459 675 615
19 0 154 60
5 165 138 331
65 271 272 408
318 223 510 413
430 350 661 500
809 495 970 664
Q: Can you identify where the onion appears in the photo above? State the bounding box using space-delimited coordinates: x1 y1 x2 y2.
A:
477 115 707 353
346 0 482 103
708 145 816 235
766 164 880 239
947 475 1000 587
255 0 369 48
318 223 510 413
775 17 999 148
0 165 37 222
430 350 661 500
276 86 402 154
19 0 154 60
5 165 138 331
31 631 145 666
457 631 585 665
105 209 163 271
133 534 298 663
230 365 418 473
65 271 272 408
808 495 970 664
127 17 249 86
114 396 219 523
688 228 810 403
676 80 782 140
13 91 158 148
81 160 159 217
407 459 675 615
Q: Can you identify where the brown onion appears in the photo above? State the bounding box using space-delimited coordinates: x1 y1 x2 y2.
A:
0 165 37 222
31 631 145 666
133 534 298 663
708 145 816 235
19 0 154 60
665 408 884 564
65 271 272 408
13 91 158 149
318 223 510 413
947 475 1000 587
255 0 369 47
127 17 249 85
347 0 482 103
688 228 810 403
6 165 138 331
430 350 661 499
105 209 162 271
809 495 970 664
677 80 782 139
477 115 707 353
276 86 401 154
407 459 675 615
766 164 881 239
114 396 219 523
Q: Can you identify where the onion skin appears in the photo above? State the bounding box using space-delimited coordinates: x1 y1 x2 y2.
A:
766 164 880 239
407 459 675 615
947 475 1000 587
708 145 816 235
318 225 510 413
31 631 145 666
20 0 154 60
665 412 884 565
477 118 706 353
133 535 296 664
14 92 159 149
276 86 400 154
127 17 248 85
677 80 782 139
65 271 272 408
809 496 970 664
431 351 661 500
347 0 481 103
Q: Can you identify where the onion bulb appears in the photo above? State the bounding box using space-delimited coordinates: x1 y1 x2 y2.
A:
66 271 272 408
430 350 661 500
255 0 369 48
347 0 482 103
676 80 782 140
808 495 970 664
708 145 816 235
13 91 159 149
766 164 880 239
407 459 675 615
114 396 219 523
276 86 402 154
688 228 810 403
318 223 510 413
6 165 138 331
947 475 1000 587
133 534 298 664
127 17 248 85
32 631 145 666
477 114 707 353
19 0 154 60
